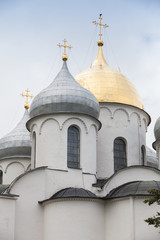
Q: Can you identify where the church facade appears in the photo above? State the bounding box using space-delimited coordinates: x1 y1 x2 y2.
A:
0 16 160 240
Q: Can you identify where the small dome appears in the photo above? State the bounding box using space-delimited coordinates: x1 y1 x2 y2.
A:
39 187 97 204
75 46 143 109
49 187 97 199
30 61 99 119
0 110 31 160
106 181 160 199
146 146 158 168
154 117 160 140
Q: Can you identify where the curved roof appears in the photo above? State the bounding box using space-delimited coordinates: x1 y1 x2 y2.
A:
75 46 143 110
29 61 100 120
146 146 158 168
0 110 31 160
0 184 9 194
39 187 97 204
106 181 160 199
154 117 160 141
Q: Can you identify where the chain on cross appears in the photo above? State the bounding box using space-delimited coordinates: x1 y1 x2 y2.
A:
21 88 34 109
57 39 73 61
92 14 109 46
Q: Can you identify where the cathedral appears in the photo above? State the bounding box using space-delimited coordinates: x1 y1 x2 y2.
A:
0 15 160 240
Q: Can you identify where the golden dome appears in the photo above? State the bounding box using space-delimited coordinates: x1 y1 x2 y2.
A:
75 46 143 109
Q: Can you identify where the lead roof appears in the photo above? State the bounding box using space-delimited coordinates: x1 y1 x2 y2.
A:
105 181 160 199
29 61 100 120
0 110 31 160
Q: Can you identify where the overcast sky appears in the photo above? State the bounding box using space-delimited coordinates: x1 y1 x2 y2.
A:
0 0 160 149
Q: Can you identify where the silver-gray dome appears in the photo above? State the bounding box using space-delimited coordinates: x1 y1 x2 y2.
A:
39 187 97 204
154 117 160 140
29 61 100 119
0 110 31 160
146 146 158 168
106 181 160 199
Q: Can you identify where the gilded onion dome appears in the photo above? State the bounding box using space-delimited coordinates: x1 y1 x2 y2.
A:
0 109 31 160
75 46 143 109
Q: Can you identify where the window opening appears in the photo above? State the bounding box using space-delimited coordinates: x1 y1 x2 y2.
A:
0 170 3 184
114 138 127 172
67 126 80 168
141 146 145 165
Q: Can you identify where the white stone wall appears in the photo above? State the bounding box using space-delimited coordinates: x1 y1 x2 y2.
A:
0 158 30 184
100 166 160 197
28 113 100 175
97 103 150 178
6 166 160 240
134 197 160 240
0 196 17 240
10 168 45 240
45 168 96 197
43 199 105 240
105 198 131 240
8 168 100 240
105 197 160 240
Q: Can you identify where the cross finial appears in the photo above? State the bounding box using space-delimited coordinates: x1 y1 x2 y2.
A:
92 14 109 46
21 88 34 109
57 39 73 61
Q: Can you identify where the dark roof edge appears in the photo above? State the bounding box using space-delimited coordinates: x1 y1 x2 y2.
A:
39 196 102 205
93 165 160 189
104 193 155 200
0 193 19 198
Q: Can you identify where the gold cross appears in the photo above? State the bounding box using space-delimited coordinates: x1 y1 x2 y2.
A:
93 14 109 46
57 39 73 61
21 88 33 109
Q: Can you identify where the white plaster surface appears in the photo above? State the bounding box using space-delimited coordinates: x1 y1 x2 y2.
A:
97 103 149 178
105 197 160 240
101 166 160 196
0 196 16 240
43 200 105 240
28 113 100 175
0 158 30 184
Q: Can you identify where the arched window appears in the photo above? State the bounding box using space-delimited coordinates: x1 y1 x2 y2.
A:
114 138 127 172
0 170 3 184
67 126 80 168
141 145 145 165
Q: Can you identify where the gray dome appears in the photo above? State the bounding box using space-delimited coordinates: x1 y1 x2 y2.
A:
29 61 100 119
106 181 160 199
0 110 31 160
154 117 160 140
146 146 158 168
39 187 97 204
50 187 97 199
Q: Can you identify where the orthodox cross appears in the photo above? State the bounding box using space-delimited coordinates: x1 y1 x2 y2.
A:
92 14 109 46
57 39 73 61
21 88 33 109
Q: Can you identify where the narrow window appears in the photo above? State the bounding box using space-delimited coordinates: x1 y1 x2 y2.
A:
141 145 145 165
67 126 80 168
0 170 3 184
32 132 36 169
114 138 127 172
